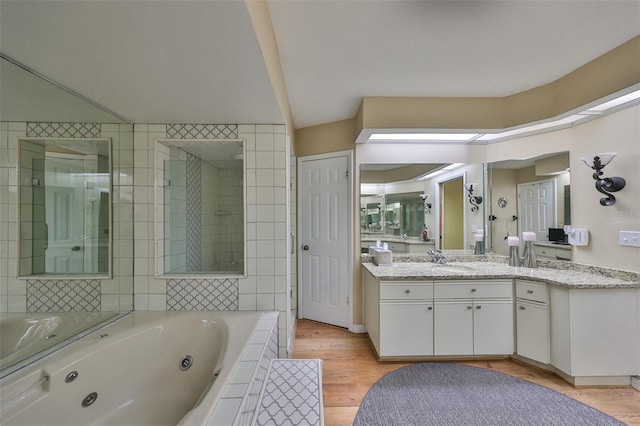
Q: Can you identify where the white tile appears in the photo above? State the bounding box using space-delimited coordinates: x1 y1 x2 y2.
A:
237 124 255 134
239 294 257 311
222 383 248 399
208 398 241 426
249 330 270 345
231 360 257 384
148 294 166 310
242 343 265 361
257 293 275 310
255 124 274 134
134 294 149 310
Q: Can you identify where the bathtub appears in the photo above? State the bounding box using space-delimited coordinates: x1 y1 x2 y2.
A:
0 311 279 426
0 312 122 375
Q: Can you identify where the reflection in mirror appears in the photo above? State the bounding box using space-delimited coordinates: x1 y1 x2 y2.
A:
360 163 487 255
156 139 245 276
18 138 111 276
487 152 571 258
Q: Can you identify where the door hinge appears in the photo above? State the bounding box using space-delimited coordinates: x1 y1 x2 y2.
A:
347 296 349 305
346 170 349 178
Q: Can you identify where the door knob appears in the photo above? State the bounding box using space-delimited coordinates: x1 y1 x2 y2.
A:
303 245 309 250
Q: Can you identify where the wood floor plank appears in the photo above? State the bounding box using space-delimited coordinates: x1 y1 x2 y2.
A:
292 319 640 426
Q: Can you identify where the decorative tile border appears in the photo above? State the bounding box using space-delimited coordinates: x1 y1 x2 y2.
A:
166 278 239 311
26 122 101 138
166 124 238 139
27 279 101 312
186 153 202 271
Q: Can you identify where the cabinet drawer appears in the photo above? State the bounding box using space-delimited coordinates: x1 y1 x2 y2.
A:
380 281 433 300
434 280 512 299
516 280 547 303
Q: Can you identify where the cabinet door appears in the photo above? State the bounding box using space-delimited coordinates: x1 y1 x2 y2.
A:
380 302 433 356
473 300 514 355
516 300 549 364
434 301 473 355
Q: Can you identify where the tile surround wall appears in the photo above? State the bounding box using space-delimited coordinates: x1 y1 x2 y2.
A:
135 124 291 357
0 121 292 357
0 121 134 313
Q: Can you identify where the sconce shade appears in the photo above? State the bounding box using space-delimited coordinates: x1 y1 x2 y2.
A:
581 152 617 168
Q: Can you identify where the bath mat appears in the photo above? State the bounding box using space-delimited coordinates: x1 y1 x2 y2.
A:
354 362 624 425
254 358 323 426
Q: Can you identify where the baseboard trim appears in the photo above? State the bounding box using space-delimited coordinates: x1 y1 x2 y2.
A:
349 323 367 334
632 376 640 391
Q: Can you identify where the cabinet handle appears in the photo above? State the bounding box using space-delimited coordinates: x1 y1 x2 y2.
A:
405 289 410 294
427 306 433 311
471 288 477 293
527 289 534 294
519 305 526 310
476 305 482 310
467 306 473 310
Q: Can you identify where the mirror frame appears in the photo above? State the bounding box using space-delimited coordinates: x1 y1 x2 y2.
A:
16 137 113 279
154 138 247 278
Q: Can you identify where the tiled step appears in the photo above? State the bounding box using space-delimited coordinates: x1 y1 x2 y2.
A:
253 359 324 426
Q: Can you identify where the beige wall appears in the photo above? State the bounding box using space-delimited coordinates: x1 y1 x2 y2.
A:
569 105 640 270
294 118 356 157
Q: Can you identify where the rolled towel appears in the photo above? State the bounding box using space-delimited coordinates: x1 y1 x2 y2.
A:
474 233 484 241
507 236 520 246
522 231 537 242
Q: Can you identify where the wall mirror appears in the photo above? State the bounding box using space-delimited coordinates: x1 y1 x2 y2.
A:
155 139 246 277
487 152 571 258
360 163 486 254
1 54 133 376
18 138 111 277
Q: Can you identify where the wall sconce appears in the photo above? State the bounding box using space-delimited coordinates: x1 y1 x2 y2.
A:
464 183 483 212
581 152 626 206
419 193 432 214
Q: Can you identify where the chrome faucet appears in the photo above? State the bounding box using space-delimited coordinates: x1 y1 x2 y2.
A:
428 248 447 264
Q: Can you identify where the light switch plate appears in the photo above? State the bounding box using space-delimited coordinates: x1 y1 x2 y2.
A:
619 231 640 247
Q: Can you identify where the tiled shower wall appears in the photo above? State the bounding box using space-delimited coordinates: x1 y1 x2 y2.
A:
0 122 134 312
134 124 291 356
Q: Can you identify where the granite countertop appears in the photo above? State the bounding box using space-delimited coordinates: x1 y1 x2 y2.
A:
362 261 640 289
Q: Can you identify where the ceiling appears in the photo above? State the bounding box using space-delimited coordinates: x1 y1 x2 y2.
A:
1 1 639 129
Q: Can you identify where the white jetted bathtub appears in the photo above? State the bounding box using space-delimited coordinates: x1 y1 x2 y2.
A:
0 311 279 426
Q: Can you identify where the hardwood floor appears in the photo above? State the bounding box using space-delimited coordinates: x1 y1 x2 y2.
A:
291 319 640 426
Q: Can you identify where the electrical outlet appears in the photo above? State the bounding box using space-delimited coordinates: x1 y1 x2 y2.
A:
471 224 478 233
619 231 640 247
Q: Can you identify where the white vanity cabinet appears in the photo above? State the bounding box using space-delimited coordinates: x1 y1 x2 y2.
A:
515 280 549 364
549 285 640 385
363 270 434 357
433 280 513 356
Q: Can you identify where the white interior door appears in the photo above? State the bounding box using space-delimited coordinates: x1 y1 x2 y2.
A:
45 157 86 273
299 154 350 328
517 179 556 244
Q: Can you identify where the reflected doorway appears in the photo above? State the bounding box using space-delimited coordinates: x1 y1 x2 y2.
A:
439 177 464 250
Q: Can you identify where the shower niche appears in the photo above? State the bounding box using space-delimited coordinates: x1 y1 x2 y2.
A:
155 139 246 277
17 138 112 277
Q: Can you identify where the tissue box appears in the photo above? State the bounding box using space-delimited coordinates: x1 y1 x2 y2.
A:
373 249 392 266
368 246 378 256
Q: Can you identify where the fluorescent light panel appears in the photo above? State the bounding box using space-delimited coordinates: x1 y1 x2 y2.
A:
369 133 479 142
